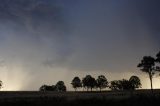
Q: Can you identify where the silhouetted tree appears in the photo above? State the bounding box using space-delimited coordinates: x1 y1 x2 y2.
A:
109 80 120 90
82 75 97 91
82 75 88 91
119 79 132 90
137 56 155 92
129 76 141 90
71 77 82 91
39 85 46 91
56 81 66 92
0 80 2 90
96 75 108 91
39 85 56 91
109 79 132 91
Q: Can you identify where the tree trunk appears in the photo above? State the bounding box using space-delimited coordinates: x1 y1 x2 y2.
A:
149 73 153 94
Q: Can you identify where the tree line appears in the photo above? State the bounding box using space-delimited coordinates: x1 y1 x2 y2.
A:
71 75 141 91
39 75 141 92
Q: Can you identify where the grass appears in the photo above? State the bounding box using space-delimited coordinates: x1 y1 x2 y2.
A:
0 90 160 106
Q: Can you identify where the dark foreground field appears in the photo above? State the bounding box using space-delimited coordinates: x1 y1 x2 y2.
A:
0 90 160 106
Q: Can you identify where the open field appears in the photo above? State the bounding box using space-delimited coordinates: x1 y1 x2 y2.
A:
0 89 160 106
0 89 160 99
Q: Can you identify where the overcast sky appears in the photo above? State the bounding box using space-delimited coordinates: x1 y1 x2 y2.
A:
0 0 160 90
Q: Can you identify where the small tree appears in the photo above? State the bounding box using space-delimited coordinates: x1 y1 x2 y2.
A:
109 80 120 90
119 79 132 90
89 77 97 91
82 76 88 91
0 80 2 90
82 75 97 91
71 77 82 91
39 85 56 91
96 75 108 91
39 85 47 91
129 76 141 90
56 81 66 92
137 56 155 93
109 79 132 91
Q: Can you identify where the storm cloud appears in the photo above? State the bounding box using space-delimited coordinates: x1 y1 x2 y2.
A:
0 0 160 90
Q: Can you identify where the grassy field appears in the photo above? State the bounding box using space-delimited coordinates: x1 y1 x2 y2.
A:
0 89 160 106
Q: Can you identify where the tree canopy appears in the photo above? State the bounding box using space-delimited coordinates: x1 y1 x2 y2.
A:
71 77 82 91
82 75 97 91
56 81 66 92
39 81 66 92
129 76 141 90
96 75 108 91
138 56 157 92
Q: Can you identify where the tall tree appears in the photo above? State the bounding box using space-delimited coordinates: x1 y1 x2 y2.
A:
71 77 82 91
129 76 141 90
137 56 155 92
96 75 108 91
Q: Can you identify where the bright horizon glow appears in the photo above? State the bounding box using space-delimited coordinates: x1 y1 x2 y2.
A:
1 68 160 91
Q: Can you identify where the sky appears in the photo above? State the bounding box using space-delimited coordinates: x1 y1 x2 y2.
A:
0 0 160 91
